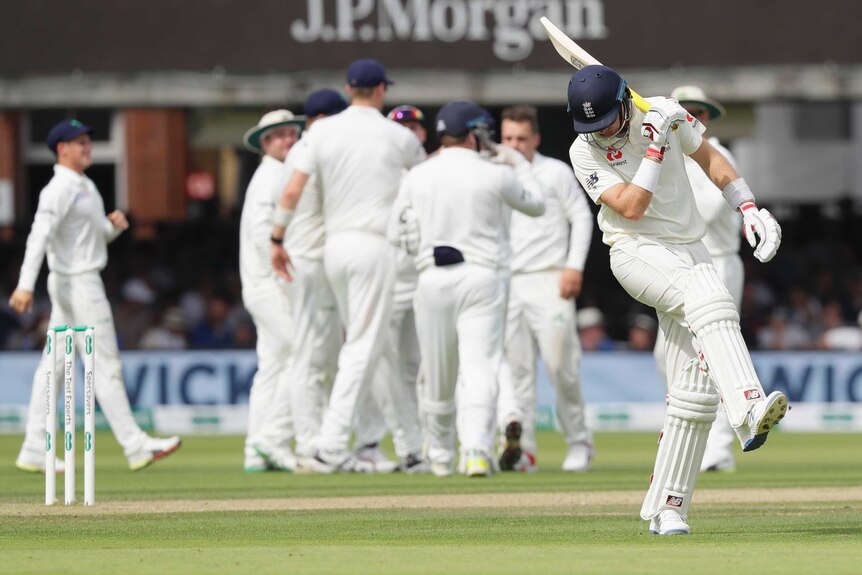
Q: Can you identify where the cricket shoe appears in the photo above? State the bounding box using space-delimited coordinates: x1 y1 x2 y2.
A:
464 449 492 478
430 461 454 477
243 453 274 473
399 453 430 474
741 391 788 453
253 439 297 472
306 450 356 474
562 442 595 473
649 510 691 535
512 450 538 473
498 420 523 471
128 436 182 471
353 443 399 474
16 448 65 474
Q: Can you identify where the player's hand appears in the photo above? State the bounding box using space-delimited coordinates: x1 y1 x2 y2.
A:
740 202 781 263
107 210 129 231
641 98 687 143
271 243 294 281
560 268 583 300
9 289 34 314
489 144 528 169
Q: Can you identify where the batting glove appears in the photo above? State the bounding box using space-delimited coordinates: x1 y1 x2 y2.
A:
641 98 688 143
740 202 782 263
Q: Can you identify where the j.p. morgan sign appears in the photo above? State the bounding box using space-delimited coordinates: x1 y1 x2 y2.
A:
290 0 608 61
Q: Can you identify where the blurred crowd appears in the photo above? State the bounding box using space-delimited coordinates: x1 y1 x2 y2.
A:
2 203 861 353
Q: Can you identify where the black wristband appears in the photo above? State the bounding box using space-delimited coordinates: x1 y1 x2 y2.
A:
270 235 284 245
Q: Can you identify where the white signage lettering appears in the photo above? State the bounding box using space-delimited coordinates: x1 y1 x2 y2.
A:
290 0 608 61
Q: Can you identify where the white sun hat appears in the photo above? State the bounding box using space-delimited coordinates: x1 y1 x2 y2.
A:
243 109 305 153
670 85 726 120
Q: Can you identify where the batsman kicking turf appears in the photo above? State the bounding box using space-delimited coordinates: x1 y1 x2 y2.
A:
565 66 787 535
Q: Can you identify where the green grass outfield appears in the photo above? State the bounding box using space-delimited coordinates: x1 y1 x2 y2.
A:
1 431 860 574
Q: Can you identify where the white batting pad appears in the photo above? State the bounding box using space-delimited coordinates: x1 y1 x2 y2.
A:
641 358 718 521
684 263 765 427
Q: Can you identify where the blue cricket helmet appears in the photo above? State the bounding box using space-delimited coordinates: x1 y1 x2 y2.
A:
566 65 629 134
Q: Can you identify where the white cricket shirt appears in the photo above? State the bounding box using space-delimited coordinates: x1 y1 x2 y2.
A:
510 152 593 274
283 135 326 261
570 97 705 246
17 164 121 291
686 137 741 257
390 147 545 272
291 105 425 236
239 154 284 288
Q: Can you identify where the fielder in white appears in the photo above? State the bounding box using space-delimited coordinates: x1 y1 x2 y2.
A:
9 119 181 473
259 89 347 469
566 66 787 535
659 85 744 473
238 109 304 472
496 104 595 473
271 59 425 472
353 105 430 473
389 100 545 477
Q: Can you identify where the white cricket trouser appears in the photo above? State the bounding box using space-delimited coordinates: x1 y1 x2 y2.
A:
243 283 294 458
317 232 394 456
355 277 423 457
414 263 505 466
499 269 592 454
263 256 340 458
23 271 147 457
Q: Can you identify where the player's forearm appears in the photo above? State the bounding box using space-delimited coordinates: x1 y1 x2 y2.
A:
600 183 652 220
271 171 309 240
17 225 49 292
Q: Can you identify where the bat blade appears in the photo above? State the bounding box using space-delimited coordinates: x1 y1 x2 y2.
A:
539 16 651 113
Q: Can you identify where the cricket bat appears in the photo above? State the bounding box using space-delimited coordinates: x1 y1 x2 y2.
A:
539 16 652 113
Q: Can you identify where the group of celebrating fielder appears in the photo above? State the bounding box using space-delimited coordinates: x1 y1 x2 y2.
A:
13 56 789 535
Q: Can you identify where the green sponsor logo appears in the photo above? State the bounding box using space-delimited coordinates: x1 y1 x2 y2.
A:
46 432 51 451
47 336 52 355
85 335 93 355
65 431 72 451
822 413 853 422
598 412 631 421
193 416 221 425
85 432 92 451
66 335 73 354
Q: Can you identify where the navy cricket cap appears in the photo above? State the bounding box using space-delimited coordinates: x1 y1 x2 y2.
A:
46 119 93 154
304 89 349 117
435 100 493 138
346 58 393 88
566 65 628 134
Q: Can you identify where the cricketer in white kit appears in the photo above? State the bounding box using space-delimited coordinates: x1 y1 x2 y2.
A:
260 89 347 468
353 105 431 474
9 119 181 473
238 109 304 472
566 66 787 535
271 59 425 472
496 104 595 473
663 85 744 473
389 100 545 477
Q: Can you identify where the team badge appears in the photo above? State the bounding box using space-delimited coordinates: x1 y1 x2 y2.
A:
582 101 595 119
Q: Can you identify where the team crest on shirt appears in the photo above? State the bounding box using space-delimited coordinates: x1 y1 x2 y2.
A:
585 171 599 190
582 101 595 119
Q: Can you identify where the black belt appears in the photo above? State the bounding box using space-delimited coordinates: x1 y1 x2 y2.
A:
433 246 464 267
